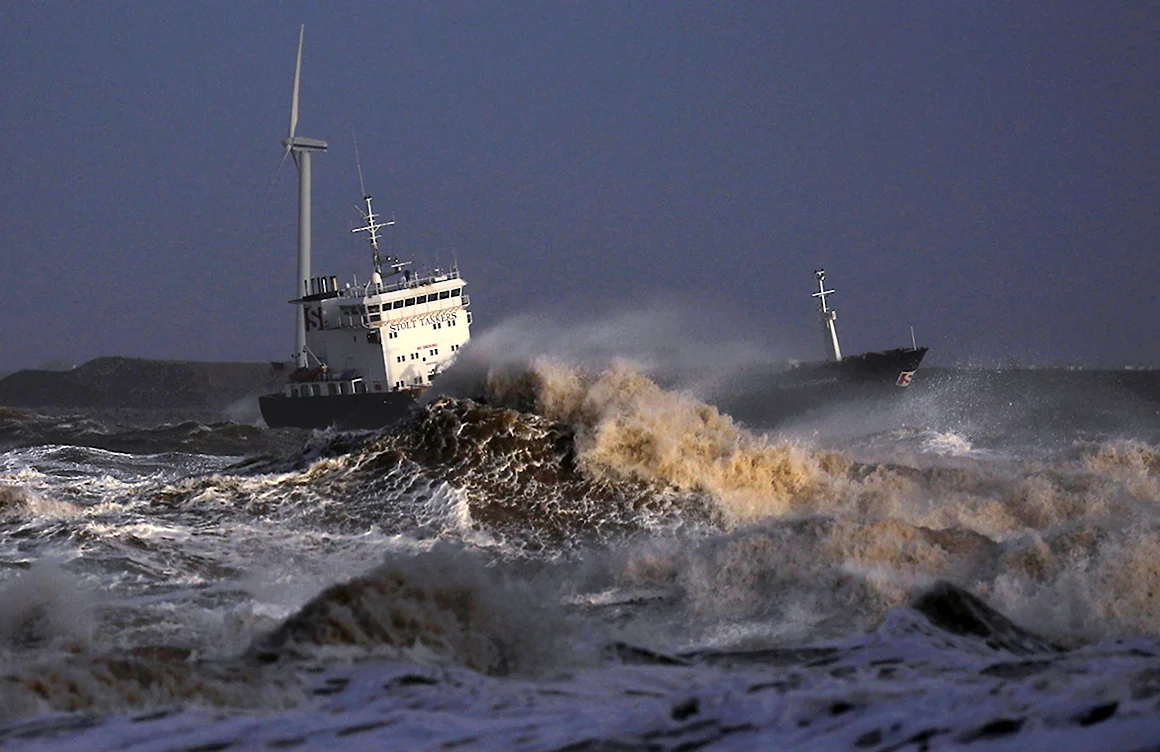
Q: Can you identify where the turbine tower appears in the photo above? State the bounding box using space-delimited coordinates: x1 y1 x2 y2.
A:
278 25 328 369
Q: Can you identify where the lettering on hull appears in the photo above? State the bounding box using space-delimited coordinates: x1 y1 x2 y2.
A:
896 371 915 387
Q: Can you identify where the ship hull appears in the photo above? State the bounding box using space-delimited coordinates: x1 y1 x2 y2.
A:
718 347 929 427
773 347 928 390
259 391 416 430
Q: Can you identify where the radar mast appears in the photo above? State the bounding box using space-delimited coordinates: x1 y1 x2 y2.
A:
351 133 408 283
812 269 843 362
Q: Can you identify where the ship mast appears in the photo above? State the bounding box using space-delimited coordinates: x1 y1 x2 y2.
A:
352 195 397 283
350 133 408 285
812 269 842 362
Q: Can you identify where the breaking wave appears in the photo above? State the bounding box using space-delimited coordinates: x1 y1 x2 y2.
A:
2 357 1160 733
482 359 839 523
255 545 573 675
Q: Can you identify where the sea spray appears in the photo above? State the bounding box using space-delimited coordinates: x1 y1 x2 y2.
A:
0 564 303 724
486 359 832 523
254 544 575 675
0 365 1159 744
0 561 92 651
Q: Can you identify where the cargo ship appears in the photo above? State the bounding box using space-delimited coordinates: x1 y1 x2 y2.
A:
259 27 472 430
713 269 928 426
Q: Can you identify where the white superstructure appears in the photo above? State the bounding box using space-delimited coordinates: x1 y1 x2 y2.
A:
286 262 472 398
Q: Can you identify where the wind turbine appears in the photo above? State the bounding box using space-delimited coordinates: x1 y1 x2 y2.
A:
277 25 328 369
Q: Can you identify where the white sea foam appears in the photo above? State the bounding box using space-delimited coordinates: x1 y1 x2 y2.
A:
0 362 1158 744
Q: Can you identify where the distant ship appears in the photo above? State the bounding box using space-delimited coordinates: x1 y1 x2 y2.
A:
259 27 472 430
778 269 927 391
715 270 928 425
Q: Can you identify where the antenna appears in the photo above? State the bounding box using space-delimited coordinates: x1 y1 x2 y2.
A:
350 147 409 281
349 128 411 281
910 325 917 350
353 129 367 198
352 194 394 277
350 129 392 278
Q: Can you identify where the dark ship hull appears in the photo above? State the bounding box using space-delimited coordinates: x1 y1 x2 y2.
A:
718 346 928 427
774 346 928 391
259 391 416 430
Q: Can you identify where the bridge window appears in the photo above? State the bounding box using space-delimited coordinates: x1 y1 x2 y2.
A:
416 295 427 304
405 297 416 307
439 290 451 300
367 304 381 313
392 300 404 309
450 288 461 297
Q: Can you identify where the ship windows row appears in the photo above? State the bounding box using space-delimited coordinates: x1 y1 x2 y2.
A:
381 287 462 311
290 381 369 397
338 288 461 318
395 348 442 363
392 376 432 389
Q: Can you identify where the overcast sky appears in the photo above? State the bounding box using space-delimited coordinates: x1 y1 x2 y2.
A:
1 1 1157 371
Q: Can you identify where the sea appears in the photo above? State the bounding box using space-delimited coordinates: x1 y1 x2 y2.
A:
0 356 1158 750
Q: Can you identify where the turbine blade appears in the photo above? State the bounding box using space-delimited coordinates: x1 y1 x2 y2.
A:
288 24 303 140
264 145 293 199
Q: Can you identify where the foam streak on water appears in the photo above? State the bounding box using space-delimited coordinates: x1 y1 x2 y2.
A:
0 363 1158 748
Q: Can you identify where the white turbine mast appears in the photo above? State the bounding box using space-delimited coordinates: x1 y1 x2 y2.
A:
276 25 328 369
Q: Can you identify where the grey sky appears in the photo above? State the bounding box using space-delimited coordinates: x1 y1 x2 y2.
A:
1 1 1157 372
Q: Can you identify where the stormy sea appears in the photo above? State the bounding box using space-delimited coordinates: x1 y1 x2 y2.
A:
1 357 1159 750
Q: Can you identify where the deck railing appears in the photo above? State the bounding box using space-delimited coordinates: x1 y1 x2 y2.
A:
335 268 463 300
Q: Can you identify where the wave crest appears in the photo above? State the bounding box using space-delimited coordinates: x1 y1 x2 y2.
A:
485 359 829 523
255 546 571 675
